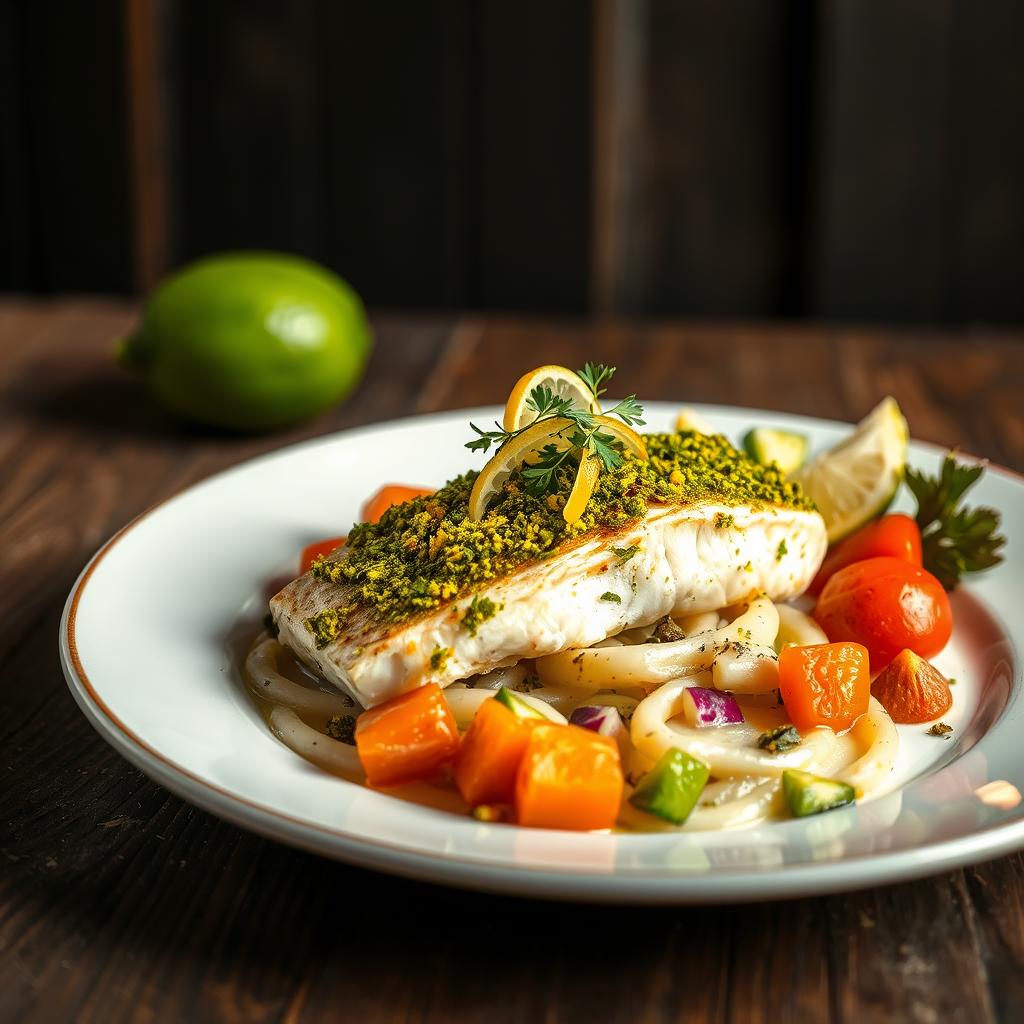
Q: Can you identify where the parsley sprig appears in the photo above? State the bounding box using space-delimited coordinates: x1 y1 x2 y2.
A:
906 451 1006 590
466 364 645 497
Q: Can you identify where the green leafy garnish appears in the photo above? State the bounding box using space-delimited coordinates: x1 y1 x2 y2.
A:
599 591 621 603
610 544 640 563
905 451 1006 590
757 724 801 753
465 364 646 499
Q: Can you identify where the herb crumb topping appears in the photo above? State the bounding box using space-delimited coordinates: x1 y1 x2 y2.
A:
305 430 814 635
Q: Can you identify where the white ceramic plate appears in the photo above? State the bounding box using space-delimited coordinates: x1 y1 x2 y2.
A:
60 403 1022 903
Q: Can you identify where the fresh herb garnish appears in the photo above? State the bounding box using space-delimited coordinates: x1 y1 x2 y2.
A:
599 591 622 603
430 646 451 672
926 721 953 738
610 544 640 563
465 363 646 498
906 451 1006 590
758 724 802 753
776 539 788 561
325 714 357 745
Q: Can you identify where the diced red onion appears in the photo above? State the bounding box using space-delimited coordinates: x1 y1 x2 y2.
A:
680 686 744 728
569 705 629 756
570 704 622 734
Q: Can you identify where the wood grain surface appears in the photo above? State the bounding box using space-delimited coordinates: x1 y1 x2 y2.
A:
1 300 1022 1024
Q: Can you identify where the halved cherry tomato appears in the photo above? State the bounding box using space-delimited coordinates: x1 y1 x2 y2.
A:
515 724 623 831
778 642 870 731
361 484 433 524
299 536 346 574
814 556 952 666
809 514 922 596
871 649 953 724
354 683 460 788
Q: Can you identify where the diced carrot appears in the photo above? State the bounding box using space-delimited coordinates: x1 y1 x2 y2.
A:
871 649 953 724
454 697 537 807
361 485 434 524
778 642 870 732
355 683 460 787
299 536 346 574
515 724 623 831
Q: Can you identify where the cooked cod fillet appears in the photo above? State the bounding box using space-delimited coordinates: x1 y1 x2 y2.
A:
271 500 826 708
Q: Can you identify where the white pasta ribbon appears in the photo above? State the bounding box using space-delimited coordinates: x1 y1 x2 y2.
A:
534 596 780 689
833 697 900 795
710 641 779 694
775 603 828 650
442 685 567 729
630 673 838 778
269 706 363 778
246 639 355 718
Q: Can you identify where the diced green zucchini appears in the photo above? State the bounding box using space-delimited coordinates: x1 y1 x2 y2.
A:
782 769 855 817
629 749 710 825
743 427 809 475
494 686 545 720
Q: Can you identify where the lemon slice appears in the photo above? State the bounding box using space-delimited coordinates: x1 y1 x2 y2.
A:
468 417 575 521
503 365 599 432
563 453 601 525
591 415 648 461
468 415 648 522
795 397 908 542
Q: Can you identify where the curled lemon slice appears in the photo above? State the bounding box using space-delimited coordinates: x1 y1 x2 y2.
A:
562 452 602 525
503 365 599 432
469 417 574 521
468 416 648 523
591 415 648 462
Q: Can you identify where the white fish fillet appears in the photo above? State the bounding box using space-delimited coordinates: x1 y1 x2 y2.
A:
271 501 826 708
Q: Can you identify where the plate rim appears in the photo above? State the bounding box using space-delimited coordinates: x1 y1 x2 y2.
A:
59 401 1024 903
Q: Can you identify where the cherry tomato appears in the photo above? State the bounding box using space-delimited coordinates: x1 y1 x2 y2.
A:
813 556 952 667
809 514 922 595
299 536 346 573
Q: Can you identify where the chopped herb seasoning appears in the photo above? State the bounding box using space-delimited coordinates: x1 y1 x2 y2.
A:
600 592 622 603
461 594 501 636
325 714 357 744
714 512 735 529
306 431 813 632
776 539 788 561
947 677 957 686
430 646 451 672
610 544 640 562
926 721 953 738
758 724 802 753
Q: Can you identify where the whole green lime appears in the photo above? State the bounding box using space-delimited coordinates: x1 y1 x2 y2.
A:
119 252 373 430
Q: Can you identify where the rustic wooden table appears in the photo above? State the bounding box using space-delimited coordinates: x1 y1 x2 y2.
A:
2 299 1023 1023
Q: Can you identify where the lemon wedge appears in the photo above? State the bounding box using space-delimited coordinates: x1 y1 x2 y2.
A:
795 397 908 542
503 365 599 432
468 415 648 522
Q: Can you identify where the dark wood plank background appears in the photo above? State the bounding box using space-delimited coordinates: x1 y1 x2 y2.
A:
2 1 1023 322
1 300 1023 1023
